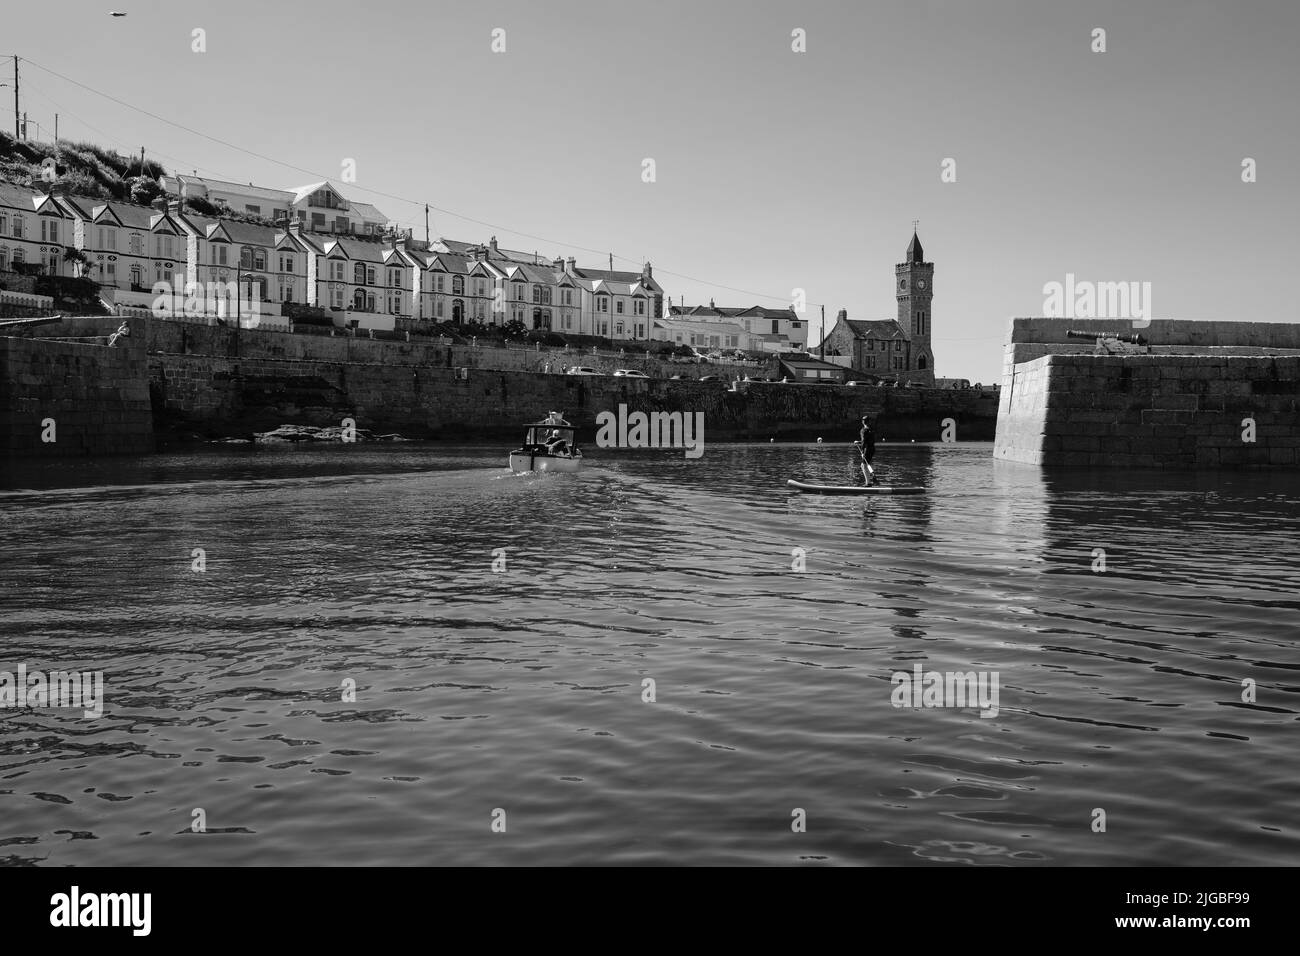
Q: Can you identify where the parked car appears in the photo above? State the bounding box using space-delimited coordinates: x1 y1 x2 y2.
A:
613 369 650 378
878 379 898 388
698 375 723 382
566 366 603 376
669 374 690 380
846 380 871 387
905 381 925 388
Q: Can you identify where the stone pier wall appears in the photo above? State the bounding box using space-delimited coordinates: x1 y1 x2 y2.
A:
0 333 153 457
995 318 1300 469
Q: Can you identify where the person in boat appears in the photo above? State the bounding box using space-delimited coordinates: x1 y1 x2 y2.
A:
543 428 570 456
855 415 877 485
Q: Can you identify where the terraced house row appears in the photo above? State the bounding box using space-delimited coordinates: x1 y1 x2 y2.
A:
3 175 814 351
0 178 676 339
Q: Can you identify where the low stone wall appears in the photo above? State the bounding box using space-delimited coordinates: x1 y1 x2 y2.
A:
30 315 760 381
1 315 999 452
150 353 999 443
0 333 153 457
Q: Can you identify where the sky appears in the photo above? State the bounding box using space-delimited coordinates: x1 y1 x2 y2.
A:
3 0 1296 382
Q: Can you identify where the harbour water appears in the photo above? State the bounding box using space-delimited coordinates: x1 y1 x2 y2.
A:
1 442 1296 866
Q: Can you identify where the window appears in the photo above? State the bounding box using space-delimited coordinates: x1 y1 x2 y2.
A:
532 286 541 303
253 250 266 271
513 282 525 301
562 288 572 305
474 279 485 296
791 320 801 328
435 299 444 318
542 288 551 305
280 255 294 273
615 322 624 336
772 319 779 334
332 286 344 308
0 214 7 234
918 355 927 370
354 263 366 285
246 205 261 215
214 244 228 265
367 267 376 285
616 300 624 314
895 340 902 352
452 276 463 295
0 245 7 270
635 300 645 315
334 217 348 233
41 219 59 243
597 297 608 313
12 215 23 238
436 275 445 293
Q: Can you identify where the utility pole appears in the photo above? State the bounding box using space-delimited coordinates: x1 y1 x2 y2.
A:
140 146 146 176
424 204 429 245
820 304 825 359
13 56 18 140
54 113 58 142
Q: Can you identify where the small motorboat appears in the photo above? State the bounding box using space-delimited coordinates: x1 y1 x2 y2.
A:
508 411 584 473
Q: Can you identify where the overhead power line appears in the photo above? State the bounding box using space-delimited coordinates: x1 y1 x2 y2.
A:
18 56 810 308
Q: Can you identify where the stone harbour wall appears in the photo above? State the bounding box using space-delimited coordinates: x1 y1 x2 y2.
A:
0 333 154 457
995 318 1300 469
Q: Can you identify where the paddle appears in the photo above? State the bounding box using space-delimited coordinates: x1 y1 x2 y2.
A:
852 440 877 485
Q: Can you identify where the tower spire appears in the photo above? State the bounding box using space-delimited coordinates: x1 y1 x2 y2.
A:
906 226 924 264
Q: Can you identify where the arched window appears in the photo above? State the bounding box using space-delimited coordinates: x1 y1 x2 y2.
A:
452 275 464 295
918 355 927 370
354 262 366 285
452 299 464 323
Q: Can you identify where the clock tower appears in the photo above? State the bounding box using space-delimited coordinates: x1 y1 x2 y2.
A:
895 229 935 385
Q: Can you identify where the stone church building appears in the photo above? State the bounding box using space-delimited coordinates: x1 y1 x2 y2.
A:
820 230 935 386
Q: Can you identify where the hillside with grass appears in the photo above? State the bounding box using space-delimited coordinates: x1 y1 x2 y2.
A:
0 130 168 204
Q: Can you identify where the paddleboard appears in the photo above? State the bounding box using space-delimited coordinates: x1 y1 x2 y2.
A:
786 479 925 495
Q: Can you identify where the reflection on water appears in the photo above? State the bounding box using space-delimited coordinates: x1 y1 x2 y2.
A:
0 442 1296 865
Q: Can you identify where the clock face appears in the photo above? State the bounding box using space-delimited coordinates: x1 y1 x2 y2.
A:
917 279 927 290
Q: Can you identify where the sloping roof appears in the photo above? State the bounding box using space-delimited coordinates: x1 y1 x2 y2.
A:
655 318 747 337
326 236 391 263
348 201 387 223
0 182 46 212
844 318 907 340
91 200 153 229
209 218 278 246
163 174 296 204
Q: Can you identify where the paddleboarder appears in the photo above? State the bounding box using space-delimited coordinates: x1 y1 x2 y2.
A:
854 415 877 485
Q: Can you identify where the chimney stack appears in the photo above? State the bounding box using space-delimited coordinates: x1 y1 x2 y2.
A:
488 236 499 258
553 257 564 272
566 257 576 275
150 196 168 212
837 308 847 321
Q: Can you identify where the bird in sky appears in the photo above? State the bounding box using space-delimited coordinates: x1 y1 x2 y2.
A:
109 11 127 16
